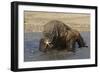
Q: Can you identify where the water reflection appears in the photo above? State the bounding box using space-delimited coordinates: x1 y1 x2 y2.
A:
24 32 90 62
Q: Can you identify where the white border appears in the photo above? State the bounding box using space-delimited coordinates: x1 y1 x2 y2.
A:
18 5 95 68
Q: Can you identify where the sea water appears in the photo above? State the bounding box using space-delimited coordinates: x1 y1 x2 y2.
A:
24 32 90 62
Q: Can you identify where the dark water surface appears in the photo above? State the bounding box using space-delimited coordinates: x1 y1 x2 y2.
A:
24 32 90 62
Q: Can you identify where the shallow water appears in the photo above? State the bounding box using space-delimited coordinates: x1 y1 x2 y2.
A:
24 32 90 62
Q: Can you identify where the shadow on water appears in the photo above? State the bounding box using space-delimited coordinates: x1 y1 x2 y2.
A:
24 32 90 62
